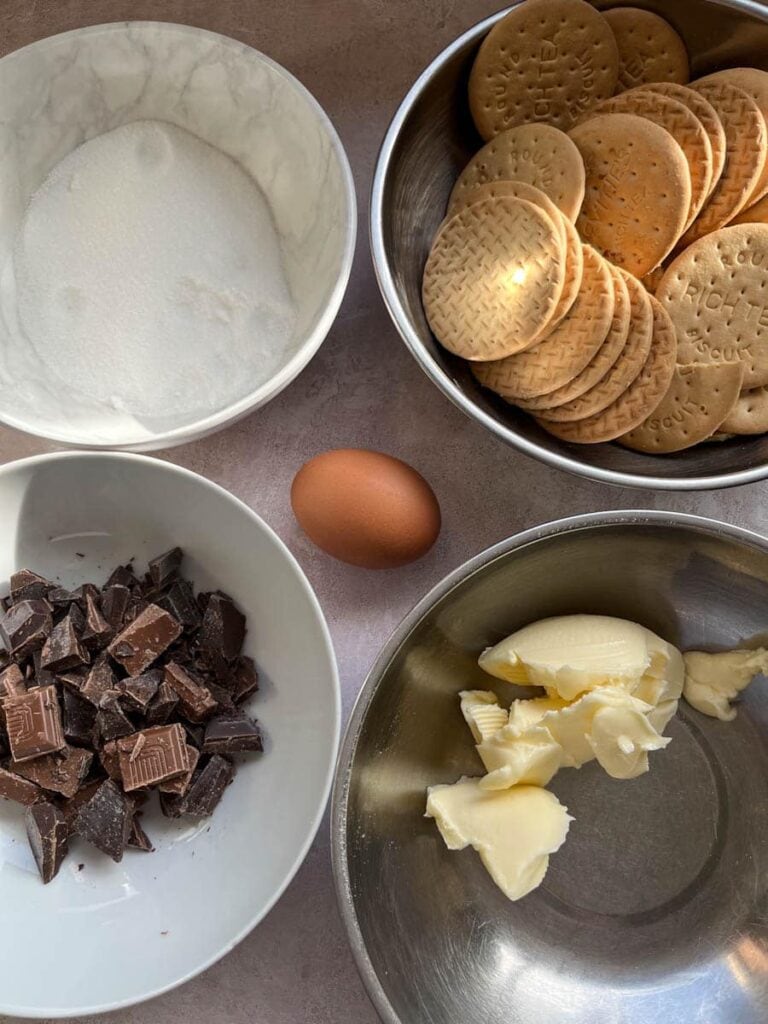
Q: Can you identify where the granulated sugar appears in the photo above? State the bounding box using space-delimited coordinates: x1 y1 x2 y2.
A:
9 120 296 434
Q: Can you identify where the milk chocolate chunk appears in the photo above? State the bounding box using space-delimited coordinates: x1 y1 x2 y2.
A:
26 802 68 882
101 585 130 630
108 604 182 676
13 745 93 798
149 547 183 590
117 724 190 791
203 712 263 754
73 779 134 862
200 594 246 663
41 612 89 672
62 688 96 746
99 740 122 781
158 744 199 796
145 679 179 725
117 670 161 712
0 600 52 659
231 656 259 705
0 765 41 805
81 595 112 649
155 580 201 630
10 570 51 603
164 662 217 722
128 815 153 852
80 653 117 706
160 754 233 818
95 691 134 742
0 664 26 699
5 686 65 762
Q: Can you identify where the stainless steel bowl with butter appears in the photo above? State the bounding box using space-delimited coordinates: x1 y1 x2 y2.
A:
370 0 768 490
332 511 768 1024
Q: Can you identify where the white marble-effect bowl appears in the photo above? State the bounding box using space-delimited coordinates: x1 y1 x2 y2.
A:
0 22 356 449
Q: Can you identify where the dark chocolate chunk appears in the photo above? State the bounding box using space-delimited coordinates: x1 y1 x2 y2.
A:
154 580 201 630
0 600 52 660
106 564 140 589
116 670 161 712
81 595 112 649
100 585 130 630
79 653 117 706
25 802 68 882
203 712 262 754
47 587 77 611
72 583 99 610
0 664 26 699
5 686 65 762
95 691 134 742
127 815 154 852
57 667 88 693
164 662 217 723
61 688 97 746
231 656 259 705
73 779 134 862
144 679 179 725
161 755 234 818
13 745 93 798
182 723 205 750
0 764 41 805
98 740 122 781
148 547 183 590
59 779 102 828
206 682 236 714
117 724 190 791
107 604 182 676
66 602 86 635
158 744 199 796
10 569 51 603
200 594 245 663
30 649 57 688
40 612 89 672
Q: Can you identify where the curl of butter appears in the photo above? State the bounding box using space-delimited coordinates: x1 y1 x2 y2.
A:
683 648 768 721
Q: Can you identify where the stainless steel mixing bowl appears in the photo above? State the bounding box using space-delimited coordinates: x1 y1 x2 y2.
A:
333 511 768 1024
371 1 768 490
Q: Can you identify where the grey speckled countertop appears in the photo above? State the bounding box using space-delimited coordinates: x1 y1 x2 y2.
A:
1 1 767 1021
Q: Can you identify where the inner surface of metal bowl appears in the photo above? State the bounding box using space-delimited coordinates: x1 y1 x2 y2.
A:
334 512 768 1024
371 0 768 489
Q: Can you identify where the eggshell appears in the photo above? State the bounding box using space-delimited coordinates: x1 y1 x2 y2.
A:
290 449 441 569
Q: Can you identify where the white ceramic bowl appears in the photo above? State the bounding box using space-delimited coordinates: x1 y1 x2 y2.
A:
0 23 356 450
0 452 340 1017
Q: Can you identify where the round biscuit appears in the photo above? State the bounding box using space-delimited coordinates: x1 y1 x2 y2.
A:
468 0 619 141
656 223 768 388
682 81 766 243
533 269 653 421
536 294 677 442
602 8 689 90
472 245 612 400
518 263 630 411
446 180 567 244
422 196 565 361
569 113 691 277
644 82 726 199
619 362 744 453
721 385 768 434
449 125 586 222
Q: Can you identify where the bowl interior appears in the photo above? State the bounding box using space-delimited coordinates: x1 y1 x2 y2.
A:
376 0 768 485
0 23 353 448
338 517 768 1024
0 454 339 1017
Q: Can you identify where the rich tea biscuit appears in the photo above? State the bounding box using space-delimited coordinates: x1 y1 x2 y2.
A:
644 82 726 199
446 179 566 243
656 223 768 388
569 113 691 276
449 124 586 222
469 0 619 140
422 196 565 361
721 384 768 434
603 8 689 90
620 362 744 452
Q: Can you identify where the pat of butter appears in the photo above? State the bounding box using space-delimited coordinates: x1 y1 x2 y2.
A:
683 648 768 721
425 778 571 901
460 690 510 742
479 615 678 702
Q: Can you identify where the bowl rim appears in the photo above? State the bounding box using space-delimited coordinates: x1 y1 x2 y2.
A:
0 21 357 453
330 508 768 1024
0 450 341 1019
369 1 768 492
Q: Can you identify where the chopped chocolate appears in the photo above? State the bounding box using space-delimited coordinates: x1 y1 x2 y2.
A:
13 745 93 798
66 602 86 635
183 723 205 750
161 755 234 818
164 662 217 723
61 688 97 746
99 740 122 781
47 587 77 611
116 670 161 712
200 594 246 663
58 667 88 693
81 595 112 649
59 779 102 828
5 686 65 762
127 815 154 852
0 664 26 699
26 802 68 882
203 712 262 754
80 653 117 706
154 580 201 630
40 612 89 672
10 569 51 603
105 564 140 589
158 744 199 795
149 547 183 590
206 682 236 714
0 764 41 805
145 679 179 725
95 691 134 742
231 656 259 705
73 779 134 862
0 600 52 660
108 604 182 676
100 585 130 630
117 724 190 791
72 583 100 610
30 649 57 688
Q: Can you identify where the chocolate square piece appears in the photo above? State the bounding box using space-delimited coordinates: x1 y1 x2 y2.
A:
25 802 68 883
116 670 161 712
100 585 130 630
0 664 26 699
203 712 262 754
200 594 245 663
108 604 182 676
148 547 183 590
41 612 89 672
0 600 52 659
164 662 217 722
74 779 134 862
165 754 234 818
0 765 41 805
13 745 93 798
154 580 201 630
117 723 190 791
10 569 51 603
231 656 259 705
145 679 179 725
127 815 154 852
5 686 65 762
95 691 134 742
81 595 112 649
158 744 199 795
61 688 97 746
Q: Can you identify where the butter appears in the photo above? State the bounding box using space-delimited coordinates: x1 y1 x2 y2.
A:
587 703 670 778
477 726 563 789
425 779 571 901
460 690 510 742
683 648 768 721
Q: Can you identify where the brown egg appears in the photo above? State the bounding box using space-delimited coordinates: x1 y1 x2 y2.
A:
290 449 441 569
